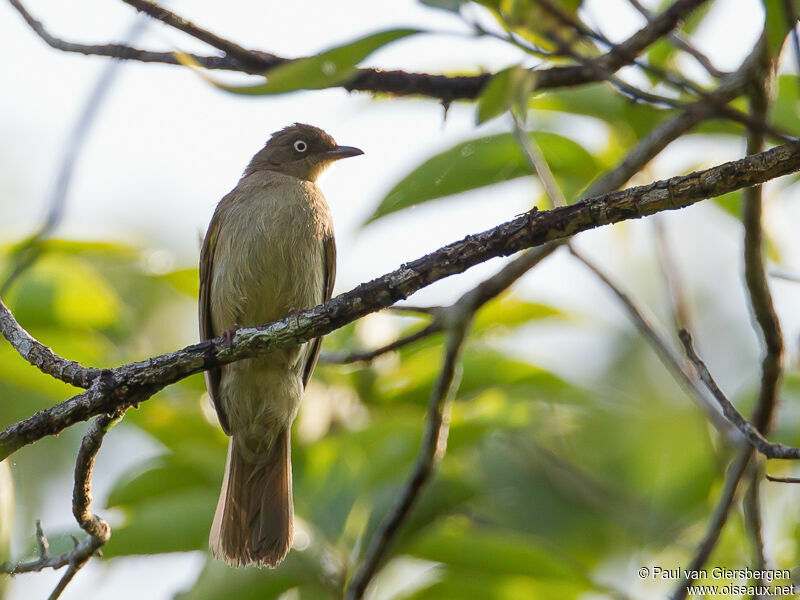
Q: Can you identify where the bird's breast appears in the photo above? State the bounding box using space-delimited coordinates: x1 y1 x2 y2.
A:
210 175 332 333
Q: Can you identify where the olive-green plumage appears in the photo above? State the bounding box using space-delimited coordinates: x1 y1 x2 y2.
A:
199 123 362 567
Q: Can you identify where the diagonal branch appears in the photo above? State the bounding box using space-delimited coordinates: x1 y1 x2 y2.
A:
344 319 468 600
8 0 707 100
118 0 272 71
570 250 733 436
625 0 726 78
668 450 751 600
2 14 150 295
320 322 441 365
678 331 800 459
2 141 800 460
344 244 557 600
0 298 99 388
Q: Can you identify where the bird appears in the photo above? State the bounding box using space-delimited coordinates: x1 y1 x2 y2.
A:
199 123 363 567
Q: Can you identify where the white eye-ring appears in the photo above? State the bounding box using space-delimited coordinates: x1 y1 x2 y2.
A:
294 140 308 152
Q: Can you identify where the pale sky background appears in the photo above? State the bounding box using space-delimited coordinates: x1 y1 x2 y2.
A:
3 0 800 598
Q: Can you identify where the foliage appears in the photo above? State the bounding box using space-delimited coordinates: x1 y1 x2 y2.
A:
3 1 800 599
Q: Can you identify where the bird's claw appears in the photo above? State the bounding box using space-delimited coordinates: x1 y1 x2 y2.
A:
287 307 302 328
222 323 240 349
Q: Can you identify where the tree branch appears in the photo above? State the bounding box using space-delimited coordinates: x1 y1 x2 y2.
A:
2 14 148 295
2 141 800 460
583 33 769 196
672 41 783 599
742 48 783 436
569 249 733 436
744 464 767 580
118 0 272 71
8 0 708 100
678 330 800 459
0 298 99 388
320 323 441 365
343 244 558 599
766 473 800 483
625 0 726 78
668 451 751 600
1 411 121 599
344 319 468 600
654 219 692 333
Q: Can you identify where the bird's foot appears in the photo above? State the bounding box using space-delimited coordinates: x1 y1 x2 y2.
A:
286 307 302 328
221 323 240 348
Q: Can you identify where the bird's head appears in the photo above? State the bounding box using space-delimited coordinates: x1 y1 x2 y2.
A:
245 123 363 181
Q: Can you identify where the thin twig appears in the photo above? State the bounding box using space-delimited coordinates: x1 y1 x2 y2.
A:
8 0 708 99
1 411 122 600
673 43 784 598
52 410 122 599
513 109 731 435
583 32 770 195
678 330 800 459
511 112 568 208
343 244 558 598
386 305 445 316
320 322 441 365
625 0 726 78
766 473 800 483
532 0 708 98
344 319 468 600
571 251 732 435
742 48 784 435
119 0 270 70
654 218 692 333
769 269 800 283
669 451 752 600
743 464 767 581
2 15 149 294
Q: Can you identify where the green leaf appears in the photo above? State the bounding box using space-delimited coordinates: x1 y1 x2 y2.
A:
763 0 793 55
529 82 672 144
366 131 598 224
176 552 328 600
410 518 582 580
712 190 742 220
420 0 468 11
104 488 217 556
162 268 199 297
203 29 420 95
495 0 584 52
108 455 215 508
473 296 563 334
377 344 579 407
7 255 121 330
476 65 538 124
771 75 800 135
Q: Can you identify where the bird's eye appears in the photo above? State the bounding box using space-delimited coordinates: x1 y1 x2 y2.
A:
293 140 308 153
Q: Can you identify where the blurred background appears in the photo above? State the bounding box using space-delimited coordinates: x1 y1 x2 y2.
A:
2 0 800 598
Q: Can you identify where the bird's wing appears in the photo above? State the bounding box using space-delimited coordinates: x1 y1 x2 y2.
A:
302 235 336 388
199 206 232 435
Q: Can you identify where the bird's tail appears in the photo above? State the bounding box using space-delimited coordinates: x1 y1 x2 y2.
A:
209 428 293 567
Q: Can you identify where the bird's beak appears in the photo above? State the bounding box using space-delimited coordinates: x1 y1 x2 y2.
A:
324 145 364 160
